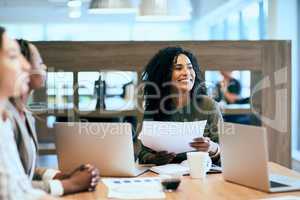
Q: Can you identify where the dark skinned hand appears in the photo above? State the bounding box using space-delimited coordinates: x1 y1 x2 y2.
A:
61 164 100 195
53 164 90 180
190 137 218 155
146 151 176 165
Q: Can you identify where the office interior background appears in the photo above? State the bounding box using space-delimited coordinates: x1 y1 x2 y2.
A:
0 0 299 169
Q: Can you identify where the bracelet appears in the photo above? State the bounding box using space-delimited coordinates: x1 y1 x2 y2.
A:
49 180 64 196
209 145 220 158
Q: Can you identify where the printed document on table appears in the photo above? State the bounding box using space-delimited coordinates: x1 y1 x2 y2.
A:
138 120 207 154
102 177 165 199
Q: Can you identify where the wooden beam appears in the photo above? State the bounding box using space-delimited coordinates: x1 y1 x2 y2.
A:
34 41 263 71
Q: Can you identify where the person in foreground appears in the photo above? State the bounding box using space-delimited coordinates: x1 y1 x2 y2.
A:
0 26 57 200
4 38 99 196
138 46 223 166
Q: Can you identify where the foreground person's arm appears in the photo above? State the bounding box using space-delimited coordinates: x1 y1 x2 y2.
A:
0 119 57 200
32 164 100 196
138 143 176 165
0 172 56 200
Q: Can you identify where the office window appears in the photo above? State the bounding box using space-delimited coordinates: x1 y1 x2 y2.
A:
45 23 133 41
2 24 45 41
209 22 224 40
46 71 138 111
241 2 260 40
103 71 138 110
133 22 191 41
78 71 138 111
47 72 74 110
207 0 266 41
227 13 240 40
78 72 100 111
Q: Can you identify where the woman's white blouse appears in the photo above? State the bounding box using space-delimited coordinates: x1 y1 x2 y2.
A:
0 118 45 200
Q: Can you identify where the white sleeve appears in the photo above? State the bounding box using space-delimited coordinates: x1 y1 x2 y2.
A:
48 180 64 197
42 169 61 181
0 118 47 200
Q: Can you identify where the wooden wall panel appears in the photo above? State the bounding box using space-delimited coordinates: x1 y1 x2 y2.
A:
261 41 291 167
35 41 262 71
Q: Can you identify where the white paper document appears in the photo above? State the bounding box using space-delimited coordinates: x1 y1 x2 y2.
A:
102 177 165 199
139 120 207 154
150 160 222 175
151 163 189 175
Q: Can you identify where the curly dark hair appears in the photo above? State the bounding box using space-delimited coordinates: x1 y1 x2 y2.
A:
17 39 31 62
142 46 206 120
0 26 5 49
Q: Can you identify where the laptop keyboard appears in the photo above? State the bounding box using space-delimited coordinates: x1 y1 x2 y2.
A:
270 181 289 188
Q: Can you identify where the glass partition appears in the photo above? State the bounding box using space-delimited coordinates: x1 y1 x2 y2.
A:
205 70 257 125
205 70 251 105
46 70 138 112
47 72 74 110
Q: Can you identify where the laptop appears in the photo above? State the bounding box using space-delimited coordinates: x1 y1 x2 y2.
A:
54 122 149 177
219 122 300 192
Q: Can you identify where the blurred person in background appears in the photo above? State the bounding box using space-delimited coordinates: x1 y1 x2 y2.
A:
214 71 242 104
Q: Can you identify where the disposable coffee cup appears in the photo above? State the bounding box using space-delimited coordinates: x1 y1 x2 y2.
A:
187 152 212 179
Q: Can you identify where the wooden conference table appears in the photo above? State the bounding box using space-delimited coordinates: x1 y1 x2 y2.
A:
62 163 300 200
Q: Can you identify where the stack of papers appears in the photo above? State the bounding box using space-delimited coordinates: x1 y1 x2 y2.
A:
151 164 189 175
139 120 207 154
150 160 222 175
102 177 165 199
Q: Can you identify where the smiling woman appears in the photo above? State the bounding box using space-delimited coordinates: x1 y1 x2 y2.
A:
138 46 223 166
171 54 196 103
142 46 206 119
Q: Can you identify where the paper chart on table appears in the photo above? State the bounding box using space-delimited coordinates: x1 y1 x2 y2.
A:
102 177 165 199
